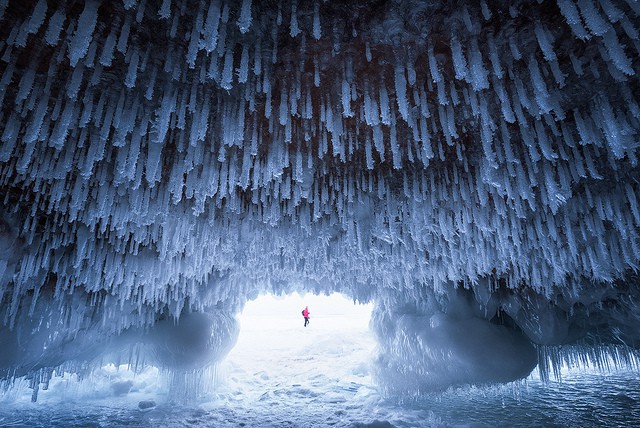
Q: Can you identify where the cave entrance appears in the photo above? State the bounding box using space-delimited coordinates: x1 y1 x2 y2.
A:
219 292 375 404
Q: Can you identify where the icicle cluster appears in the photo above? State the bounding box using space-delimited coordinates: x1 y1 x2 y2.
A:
0 0 639 394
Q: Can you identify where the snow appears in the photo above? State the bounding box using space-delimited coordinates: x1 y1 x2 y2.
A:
213 293 378 423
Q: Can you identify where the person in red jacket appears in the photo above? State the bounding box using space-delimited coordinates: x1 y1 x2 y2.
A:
302 306 310 327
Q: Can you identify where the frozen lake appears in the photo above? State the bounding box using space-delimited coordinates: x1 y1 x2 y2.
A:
1 294 639 427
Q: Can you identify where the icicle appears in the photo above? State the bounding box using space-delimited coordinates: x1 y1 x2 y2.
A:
50 101 75 150
535 23 557 62
389 113 401 169
145 141 164 186
186 7 203 68
44 9 66 47
279 86 288 126
480 0 492 20
116 15 132 55
313 1 322 40
447 103 458 140
543 162 566 214
135 0 147 23
478 95 497 168
469 38 489 91
379 83 391 125
237 0 252 33
99 26 118 67
601 28 635 75
419 116 434 164
625 183 640 226
363 82 380 126
598 97 628 158
494 78 515 123
303 86 312 119
372 125 385 162
534 120 558 161
583 145 603 179
599 0 624 23
202 0 221 53
556 0 591 39
341 77 353 117
153 89 176 144
619 15 639 40
263 74 272 118
159 0 171 19
68 0 100 67
427 45 442 83
290 1 301 37
66 63 84 100
450 35 469 81
0 63 14 109
220 47 234 90
569 53 584 75
253 39 262 77
508 35 523 60
238 45 249 83
15 0 48 47
313 56 320 87
461 5 475 32
393 63 409 121
124 51 139 88
419 88 430 118
577 0 611 36
486 33 503 79
15 67 36 106
573 109 594 145
406 60 416 86
527 56 552 114
0 113 19 162
18 95 47 165
145 66 158 100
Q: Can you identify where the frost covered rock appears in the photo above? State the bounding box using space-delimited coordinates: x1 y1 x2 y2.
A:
372 287 537 392
138 399 156 410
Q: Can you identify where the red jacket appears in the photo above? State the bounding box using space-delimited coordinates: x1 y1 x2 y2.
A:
302 308 310 318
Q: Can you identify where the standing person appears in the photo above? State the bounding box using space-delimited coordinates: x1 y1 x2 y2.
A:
302 306 310 327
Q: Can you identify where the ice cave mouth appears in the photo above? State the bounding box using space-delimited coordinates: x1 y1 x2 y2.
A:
232 292 373 334
1 0 640 401
224 292 375 388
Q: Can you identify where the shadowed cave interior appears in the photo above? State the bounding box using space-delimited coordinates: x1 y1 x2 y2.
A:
0 0 639 402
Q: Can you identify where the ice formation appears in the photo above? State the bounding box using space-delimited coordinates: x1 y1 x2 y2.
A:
0 0 639 399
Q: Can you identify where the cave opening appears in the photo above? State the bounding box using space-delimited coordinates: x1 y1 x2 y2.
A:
218 292 376 404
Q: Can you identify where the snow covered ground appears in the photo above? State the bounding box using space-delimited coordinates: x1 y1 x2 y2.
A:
206 293 402 426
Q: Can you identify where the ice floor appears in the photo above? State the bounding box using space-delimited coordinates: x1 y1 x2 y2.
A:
1 293 640 427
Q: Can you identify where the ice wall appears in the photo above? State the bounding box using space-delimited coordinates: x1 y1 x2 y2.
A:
371 284 538 394
0 0 639 398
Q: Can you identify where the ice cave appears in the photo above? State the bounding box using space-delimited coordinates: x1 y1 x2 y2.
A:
0 0 640 425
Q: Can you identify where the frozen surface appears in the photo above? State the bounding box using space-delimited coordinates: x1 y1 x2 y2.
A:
0 0 639 401
3 372 640 427
0 295 639 427
211 293 385 426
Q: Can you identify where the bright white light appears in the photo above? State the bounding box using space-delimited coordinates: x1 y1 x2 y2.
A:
236 291 372 329
229 292 373 357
